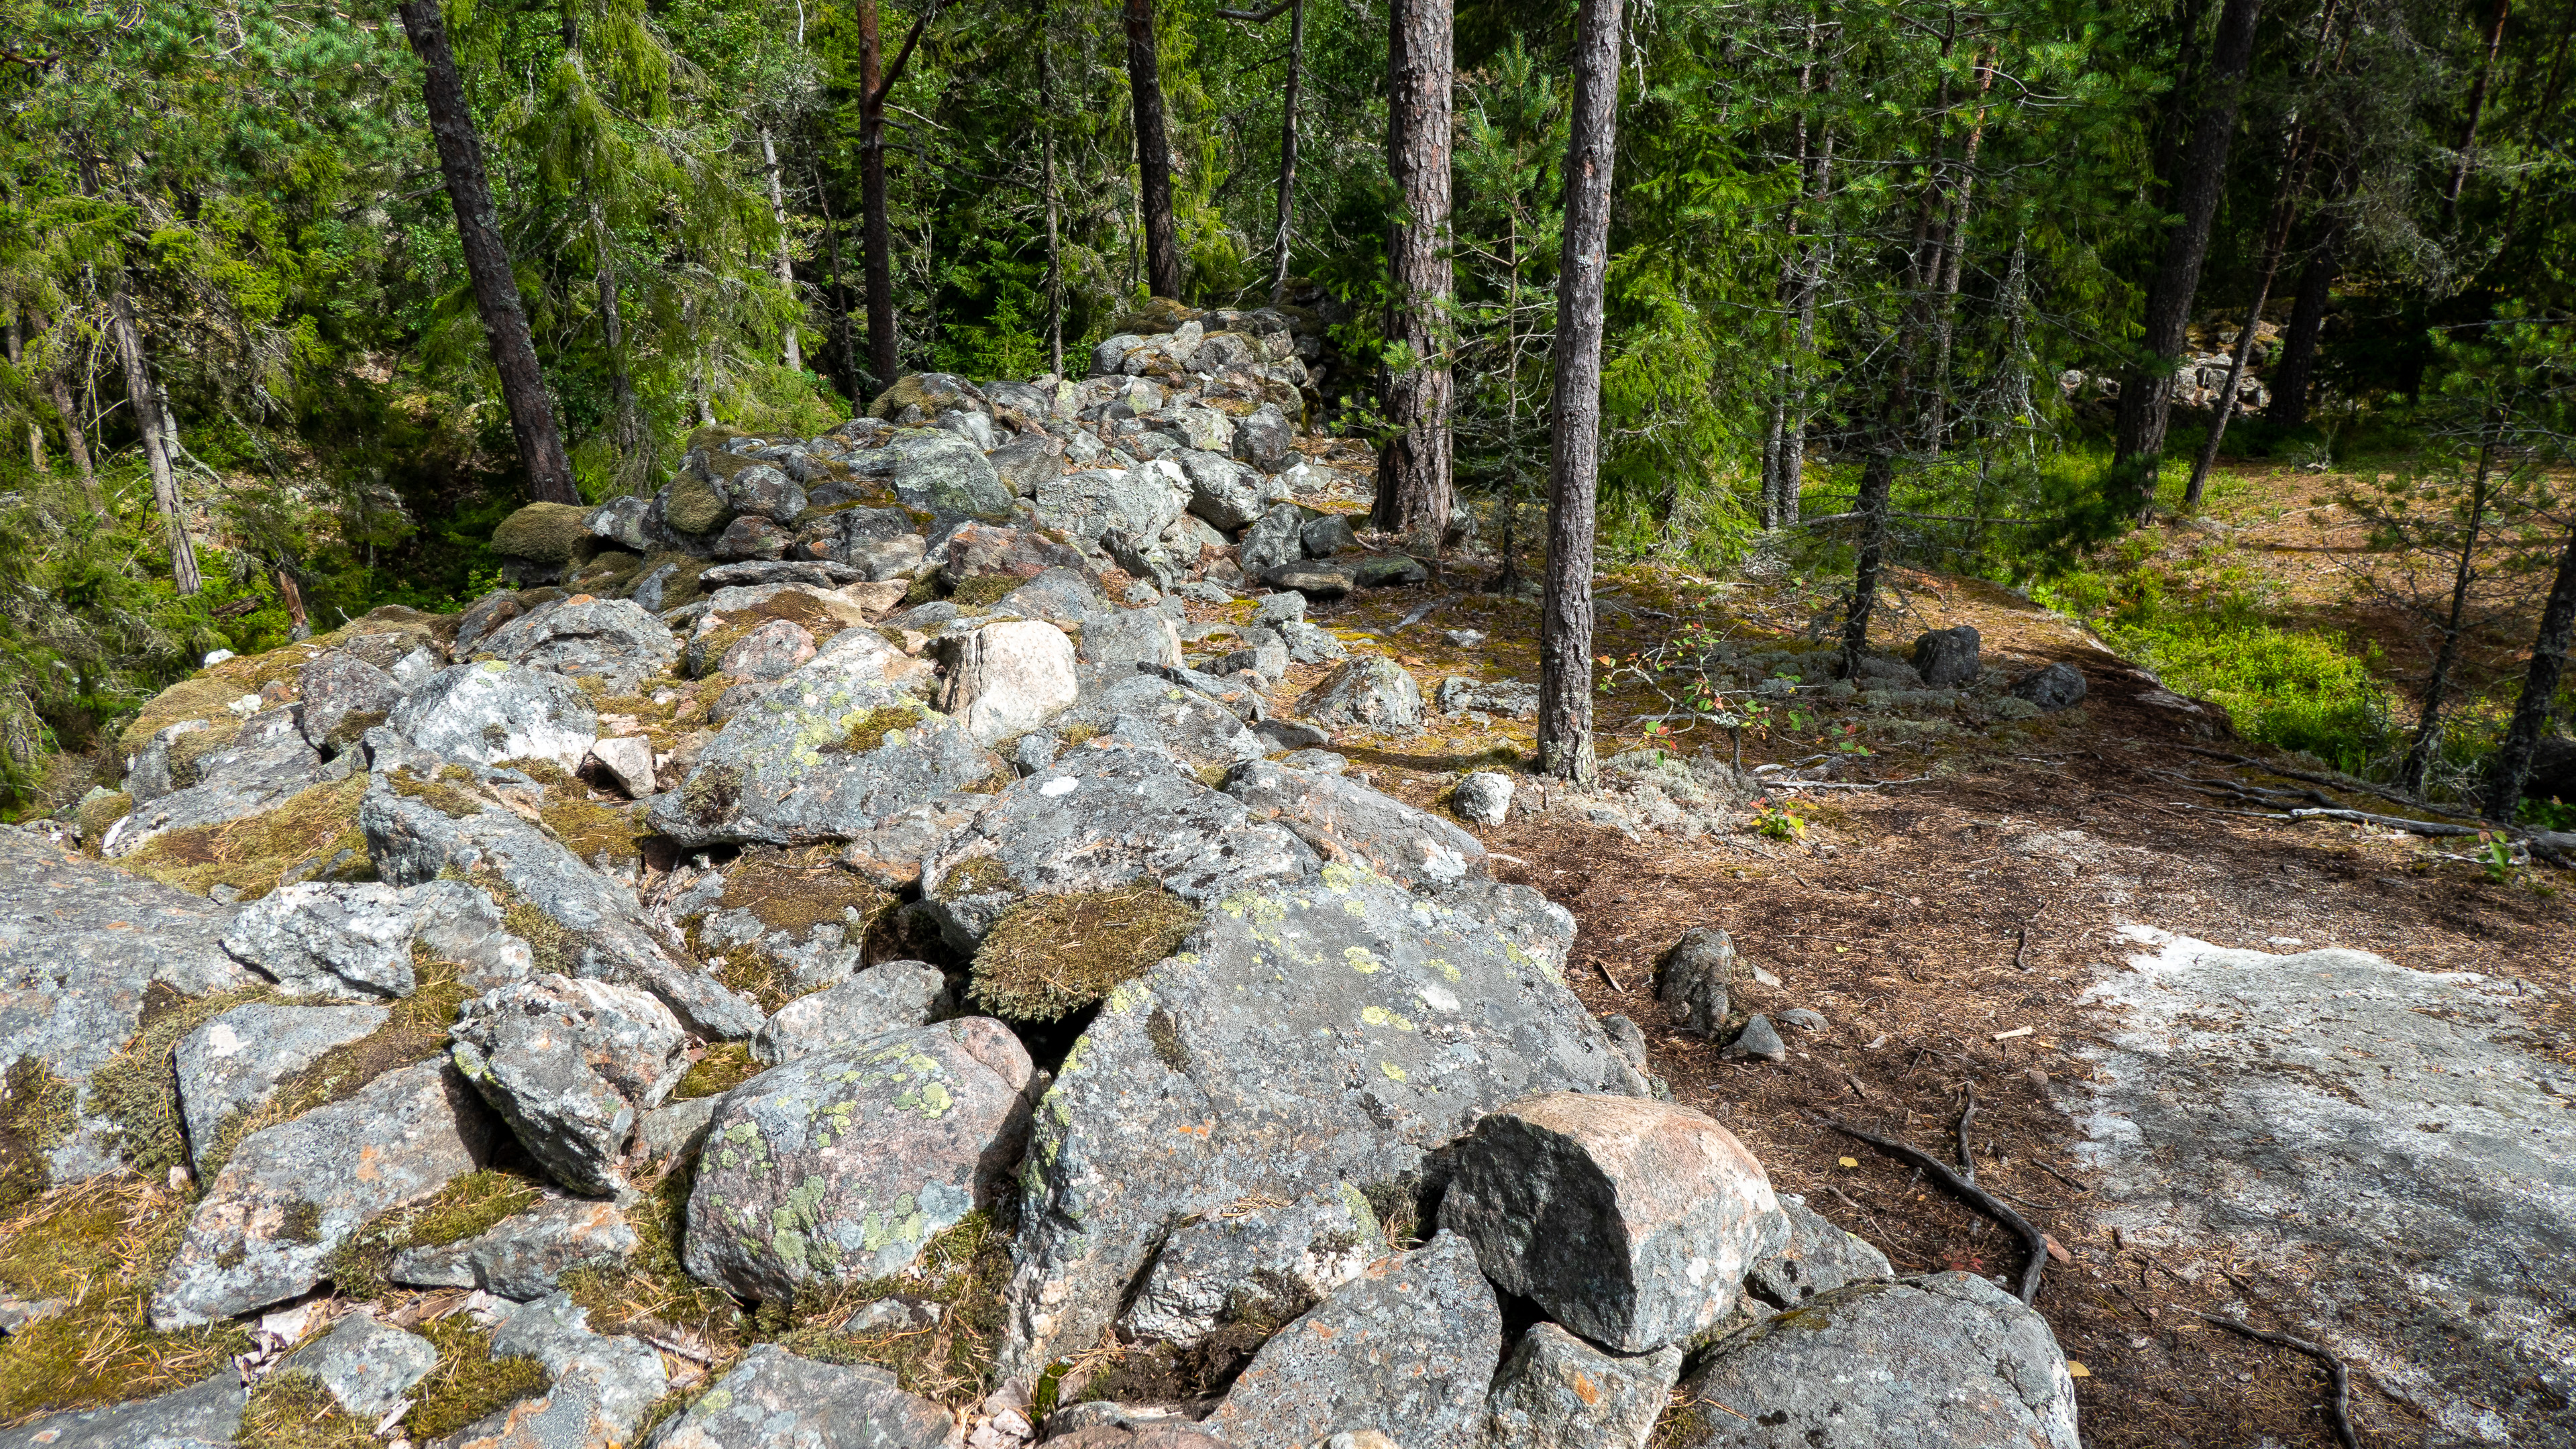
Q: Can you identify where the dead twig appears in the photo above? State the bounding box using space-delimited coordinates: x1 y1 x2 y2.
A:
1822 1110 2048 1305
1591 957 1627 994
2196 1313 2361 1449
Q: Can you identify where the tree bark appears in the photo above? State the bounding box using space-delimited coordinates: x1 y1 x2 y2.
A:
399 0 578 504
2447 0 2512 209
859 0 935 393
2112 0 2265 515
1040 40 1065 378
2487 516 2576 820
1272 0 1306 298
1373 0 1456 540
1538 0 1621 784
2266 218 2337 427
2399 438 2496 794
3 314 38 476
761 127 803 372
1124 0 1185 299
36 322 101 511
107 292 201 594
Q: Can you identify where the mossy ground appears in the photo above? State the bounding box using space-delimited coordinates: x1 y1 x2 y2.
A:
769 1210 1018 1405
560 1159 741 1356
672 1044 761 1101
86 982 282 1181
389 763 485 820
403 1316 549 1442
816 705 925 757
236 1369 375 1449
0 1178 252 1426
969 885 1201 1023
121 773 374 900
329 1167 545 1301
694 854 898 1013
949 573 1022 608
0 1057 74 1215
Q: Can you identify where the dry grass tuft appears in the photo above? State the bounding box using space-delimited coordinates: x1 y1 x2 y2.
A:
121 773 375 900
969 885 1200 1024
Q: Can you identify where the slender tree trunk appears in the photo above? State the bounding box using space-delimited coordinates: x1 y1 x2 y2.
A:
1924 52 1998 449
761 127 803 372
1124 0 1185 299
2487 516 2576 820
860 0 894 392
1271 0 1306 299
2447 0 2513 210
1040 41 1065 378
1773 128 1834 531
1373 0 1456 540
2112 0 2265 515
1538 0 1621 784
2400 439 2496 794
3 315 38 476
107 293 201 594
2266 218 2338 427
2186 155 2312 506
399 0 578 504
822 203 861 407
1763 29 1821 533
1840 447 1897 675
595 244 649 491
40 353 101 511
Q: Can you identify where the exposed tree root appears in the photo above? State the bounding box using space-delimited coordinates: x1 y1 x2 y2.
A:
2196 1312 2361 1449
1821 1093 2048 1304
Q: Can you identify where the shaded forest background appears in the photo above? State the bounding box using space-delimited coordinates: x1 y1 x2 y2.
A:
2 0 2571 816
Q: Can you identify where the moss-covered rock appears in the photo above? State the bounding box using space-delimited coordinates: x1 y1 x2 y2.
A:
491 503 594 563
661 471 732 536
969 886 1199 1024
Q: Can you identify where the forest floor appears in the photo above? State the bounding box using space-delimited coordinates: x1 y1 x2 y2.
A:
1224 449 2576 1448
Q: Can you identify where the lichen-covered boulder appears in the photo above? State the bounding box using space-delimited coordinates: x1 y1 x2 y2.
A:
643 1345 953 1449
751 960 953 1066
152 1060 494 1329
1051 676 1265 773
298 651 404 753
1201 1232 1501 1449
646 627 998 849
221 881 423 1000
856 428 1015 521
941 621 1079 745
1121 1187 1381 1347
1299 658 1424 734
1438 1093 1786 1353
1176 449 1277 533
938 522 1090 592
1033 464 1191 547
391 1193 637 1299
997 867 1642 1380
1075 610 1184 673
0 1371 246 1449
798 506 929 580
682 1017 1036 1301
1222 759 1484 890
1485 1322 1681 1449
1743 1195 1894 1309
869 370 990 421
918 739 1315 951
174 1002 388 1175
389 661 599 773
103 706 328 857
717 515 794 561
280 1309 440 1419
477 597 680 697
1668 1273 2080 1449
1232 402 1295 470
721 462 808 523
1239 502 1305 577
450 975 689 1197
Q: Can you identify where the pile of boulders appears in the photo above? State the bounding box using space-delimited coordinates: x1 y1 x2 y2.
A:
3 330 2086 1449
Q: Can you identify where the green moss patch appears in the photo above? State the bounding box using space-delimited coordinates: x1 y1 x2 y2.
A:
119 676 248 754
123 773 375 901
0 1057 75 1215
236 1368 375 1449
934 854 1016 903
949 573 1022 608
677 763 744 825
87 984 281 1180
561 1159 741 1352
404 1316 550 1442
969 885 1200 1024
672 1043 761 1102
491 502 594 563
720 855 896 938
541 797 645 866
816 705 925 758
329 1167 545 1301
771 1210 1016 1406
390 764 486 820
162 717 247 790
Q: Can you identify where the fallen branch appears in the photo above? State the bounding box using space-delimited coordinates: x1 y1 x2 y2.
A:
2196 1313 2360 1449
1821 1108 2048 1304
1774 774 1935 791
2170 746 2481 820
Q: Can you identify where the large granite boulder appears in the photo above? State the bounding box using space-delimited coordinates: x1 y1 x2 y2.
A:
1222 759 1484 890
152 1060 494 1329
1177 450 1273 532
997 867 1642 1380
174 1002 389 1175
221 881 425 1000
1911 626 1982 688
1438 1093 1786 1352
103 706 329 857
1051 676 1266 773
1076 610 1185 673
1299 657 1424 734
1033 464 1191 547
388 661 600 773
1485 1322 1680 1449
645 627 998 849
298 651 405 753
1670 1273 2080 1449
1201 1232 1501 1449
855 428 1015 521
1238 503 1305 577
682 1018 1036 1301
476 597 680 696
941 621 1079 744
643 1345 953 1449
450 975 689 1197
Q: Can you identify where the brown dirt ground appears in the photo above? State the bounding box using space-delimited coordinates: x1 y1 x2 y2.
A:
1180 521 2576 1449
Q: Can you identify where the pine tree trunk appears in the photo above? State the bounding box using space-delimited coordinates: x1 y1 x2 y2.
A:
2112 0 2265 515
1270 0 1306 299
2447 0 2513 209
2487 516 2576 820
107 292 201 594
2186 154 2312 506
3 315 38 476
41 360 101 512
761 127 803 373
860 0 896 392
2400 440 2496 794
1538 0 1621 784
1373 0 1455 541
399 0 577 504
1040 41 1065 377
1124 0 1185 299
2266 220 2337 427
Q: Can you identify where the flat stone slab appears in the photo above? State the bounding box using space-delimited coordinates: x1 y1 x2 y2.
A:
2073 926 2576 1443
391 1194 637 1299
174 1002 389 1175
0 1369 245 1449
280 1309 439 1419
641 1344 953 1448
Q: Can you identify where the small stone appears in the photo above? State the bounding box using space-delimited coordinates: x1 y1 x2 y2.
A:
751 960 954 1065
1354 555 1429 588
280 1309 439 1419
1484 1321 1680 1449
1911 625 1982 688
1779 1007 1828 1032
388 661 598 773
458 1291 669 1447
1261 562 1356 600
297 652 403 753
1253 591 1307 625
1301 514 1360 558
717 515 794 561
1120 1189 1382 1347
645 1344 952 1449
1654 928 1734 1038
221 881 423 1001
1452 771 1513 826
1442 629 1486 648
2026 1067 2051 1091
1278 620 1348 665
390 1195 638 1299
1298 657 1423 733
2010 661 2088 711
1743 1195 1894 1308
1726 1014 1789 1062
589 735 657 798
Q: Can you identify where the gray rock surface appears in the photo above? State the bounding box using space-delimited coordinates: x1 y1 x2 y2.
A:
450 975 689 1196
1052 676 1266 772
2010 661 2087 711
1452 771 1514 827
389 661 600 773
449 1291 669 1449
1440 1093 1786 1352
751 960 953 1065
941 620 1079 744
1034 464 1190 547
1201 1232 1500 1449
1725 1014 1787 1062
1221 758 1483 890
103 707 329 857
1076 610 1184 672
1299 658 1423 733
643 1344 954 1449
860 428 1016 520
683 1018 1036 1300
1434 676 1540 720
280 1309 439 1418
720 462 808 523
0 829 250 1182
645 627 998 850
1485 1322 1680 1449
920 740 1316 949
1672 1273 2078 1449
1655 927 1735 1038
364 786 761 1040
0 1371 245 1449
478 598 680 696
298 651 405 753
1239 504 1305 577
1743 1196 1894 1309
998 867 1641 1380
1233 403 1293 470
1120 1186 1382 1346
391 1194 638 1299
174 1002 388 1175
2072 926 2576 1441
1278 620 1347 665
1910 626 1982 688
1178 449 1270 531
152 1060 493 1329
221 881 422 1000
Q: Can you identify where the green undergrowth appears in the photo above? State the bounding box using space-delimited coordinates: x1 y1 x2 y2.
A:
403 1316 549 1442
2096 598 2394 773
0 1058 75 1215
969 885 1200 1024
673 1043 761 1101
